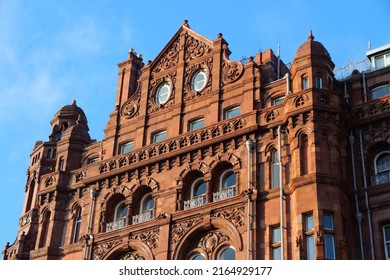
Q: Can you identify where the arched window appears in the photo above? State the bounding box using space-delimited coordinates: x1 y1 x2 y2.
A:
72 208 82 243
189 253 206 260
220 170 236 190
373 151 390 185
214 169 236 202
271 150 280 189
184 178 206 210
25 180 35 212
300 134 309 175
39 210 51 248
133 193 154 224
217 246 236 260
106 200 127 232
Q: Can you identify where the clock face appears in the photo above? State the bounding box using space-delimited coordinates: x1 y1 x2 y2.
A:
155 82 171 105
190 69 207 92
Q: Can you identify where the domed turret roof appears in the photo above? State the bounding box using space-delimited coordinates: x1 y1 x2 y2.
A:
54 100 87 120
294 31 332 61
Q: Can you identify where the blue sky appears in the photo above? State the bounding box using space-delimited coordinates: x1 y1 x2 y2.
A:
0 0 388 251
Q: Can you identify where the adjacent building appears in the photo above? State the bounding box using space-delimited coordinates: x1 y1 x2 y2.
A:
3 21 390 260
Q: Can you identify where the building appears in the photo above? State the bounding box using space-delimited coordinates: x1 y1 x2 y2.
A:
2 21 390 260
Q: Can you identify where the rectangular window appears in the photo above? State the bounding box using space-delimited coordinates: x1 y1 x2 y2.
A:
323 212 336 259
225 106 240 119
271 226 281 260
189 118 204 131
384 225 390 260
315 77 323 89
371 85 390 100
120 141 134 154
272 96 285 105
374 52 390 69
152 130 167 143
302 77 309 90
305 213 315 260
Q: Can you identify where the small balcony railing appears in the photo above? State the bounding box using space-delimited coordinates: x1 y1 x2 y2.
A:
132 209 153 225
106 217 127 232
184 194 206 210
213 186 236 202
371 170 390 186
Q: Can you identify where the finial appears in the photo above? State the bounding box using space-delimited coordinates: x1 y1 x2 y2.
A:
183 19 190 28
308 30 314 41
72 99 77 106
217 33 223 39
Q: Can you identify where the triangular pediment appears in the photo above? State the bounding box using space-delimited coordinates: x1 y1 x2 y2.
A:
150 21 214 75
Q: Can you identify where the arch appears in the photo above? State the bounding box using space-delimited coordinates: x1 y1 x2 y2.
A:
172 216 243 260
102 238 154 260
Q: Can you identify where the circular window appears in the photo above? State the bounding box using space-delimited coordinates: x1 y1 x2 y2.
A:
191 69 207 92
155 83 171 105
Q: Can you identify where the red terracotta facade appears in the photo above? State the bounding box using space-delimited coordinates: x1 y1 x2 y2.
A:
3 21 390 260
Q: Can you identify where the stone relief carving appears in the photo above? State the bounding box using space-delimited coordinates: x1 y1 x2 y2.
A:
92 239 123 260
171 217 203 244
129 229 159 249
120 252 145 260
198 232 230 257
211 206 245 228
120 83 141 119
185 34 212 61
221 56 244 84
151 36 181 75
148 71 177 114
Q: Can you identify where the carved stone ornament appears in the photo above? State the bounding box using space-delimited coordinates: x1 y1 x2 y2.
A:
171 217 203 244
120 252 145 260
185 34 212 61
152 36 181 75
92 239 122 260
121 84 141 119
221 54 244 84
129 229 160 249
148 72 177 114
198 232 230 257
211 206 245 228
183 60 213 102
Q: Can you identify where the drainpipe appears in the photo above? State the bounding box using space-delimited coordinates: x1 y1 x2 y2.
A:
277 126 284 260
285 73 290 95
359 130 375 259
83 187 98 260
246 138 254 260
349 131 365 259
362 72 368 102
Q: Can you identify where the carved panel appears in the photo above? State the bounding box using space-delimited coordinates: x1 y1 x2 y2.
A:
120 252 145 260
129 229 159 249
151 36 181 75
171 217 203 244
92 239 122 260
198 232 230 258
221 57 244 84
148 71 177 114
120 83 141 119
211 206 245 228
185 34 212 61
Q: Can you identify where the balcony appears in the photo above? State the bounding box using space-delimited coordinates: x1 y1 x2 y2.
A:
106 217 127 232
184 194 206 210
371 170 390 186
132 209 153 225
213 186 236 202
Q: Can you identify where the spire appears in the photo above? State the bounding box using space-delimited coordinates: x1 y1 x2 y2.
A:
308 30 314 41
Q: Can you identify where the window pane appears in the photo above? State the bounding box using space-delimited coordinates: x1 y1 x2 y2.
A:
306 235 315 259
218 247 235 260
142 195 154 212
323 213 333 230
225 106 240 119
271 150 280 189
273 96 285 105
120 142 134 154
116 202 127 219
272 247 281 260
375 55 385 68
306 214 314 230
324 234 335 259
193 180 206 197
152 131 167 143
372 85 389 99
190 253 205 260
376 152 390 173
385 226 390 241
272 227 281 243
302 78 309 89
189 118 204 131
316 77 322 89
222 171 236 189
